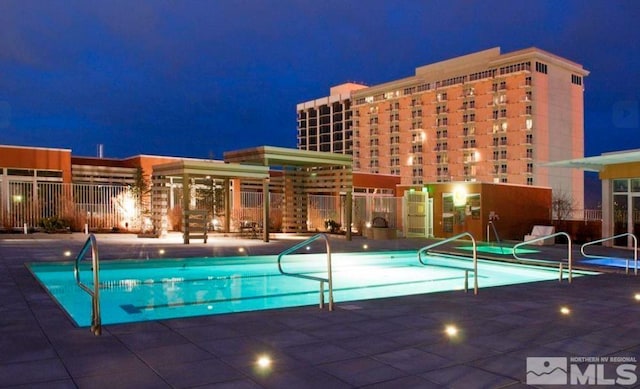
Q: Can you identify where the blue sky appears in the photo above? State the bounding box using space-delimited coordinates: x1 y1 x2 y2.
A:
0 0 639 164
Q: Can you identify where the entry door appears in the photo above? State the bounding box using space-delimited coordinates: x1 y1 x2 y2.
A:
613 194 627 246
613 194 640 247
404 191 432 238
633 196 640 246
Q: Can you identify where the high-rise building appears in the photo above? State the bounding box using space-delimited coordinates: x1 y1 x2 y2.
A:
297 47 589 210
297 82 367 154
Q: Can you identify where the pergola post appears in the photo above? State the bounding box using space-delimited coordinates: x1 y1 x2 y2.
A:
263 177 270 242
182 173 190 244
224 178 231 233
346 190 352 241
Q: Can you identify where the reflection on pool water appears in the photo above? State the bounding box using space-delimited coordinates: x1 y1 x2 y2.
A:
457 245 540 255
28 250 596 327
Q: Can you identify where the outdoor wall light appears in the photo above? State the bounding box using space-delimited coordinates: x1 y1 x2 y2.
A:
453 186 467 207
362 244 368 250
158 249 165 255
560 306 571 315
238 247 245 253
64 250 71 257
634 293 640 301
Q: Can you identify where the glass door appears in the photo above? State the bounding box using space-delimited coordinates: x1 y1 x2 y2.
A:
633 196 640 243
613 194 628 246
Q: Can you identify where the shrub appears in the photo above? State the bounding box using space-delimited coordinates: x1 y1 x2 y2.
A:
39 216 70 232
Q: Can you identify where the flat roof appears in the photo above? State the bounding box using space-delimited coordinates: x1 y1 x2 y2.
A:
544 149 640 172
152 160 269 179
224 146 353 168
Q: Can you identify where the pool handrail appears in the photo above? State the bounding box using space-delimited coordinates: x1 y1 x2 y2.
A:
486 221 504 254
417 232 478 295
580 233 638 275
73 234 102 335
277 233 333 311
512 232 572 283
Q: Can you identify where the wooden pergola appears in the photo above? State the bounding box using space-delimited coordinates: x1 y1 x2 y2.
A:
151 159 269 243
151 147 353 244
224 146 353 241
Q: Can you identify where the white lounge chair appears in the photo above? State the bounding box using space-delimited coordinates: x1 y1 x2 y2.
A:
524 225 555 245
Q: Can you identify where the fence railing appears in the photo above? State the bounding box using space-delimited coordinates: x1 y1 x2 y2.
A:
1 182 138 231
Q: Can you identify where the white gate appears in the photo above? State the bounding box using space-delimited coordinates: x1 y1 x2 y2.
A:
403 190 433 238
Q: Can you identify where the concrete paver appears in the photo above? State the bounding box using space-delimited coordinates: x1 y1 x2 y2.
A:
1 232 639 388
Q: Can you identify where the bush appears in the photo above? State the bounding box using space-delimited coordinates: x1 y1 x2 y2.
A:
324 219 341 233
39 216 70 232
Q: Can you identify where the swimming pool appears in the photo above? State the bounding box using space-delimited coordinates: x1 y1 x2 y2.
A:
457 245 539 255
28 251 595 327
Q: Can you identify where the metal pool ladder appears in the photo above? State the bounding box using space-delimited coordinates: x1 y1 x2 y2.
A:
277 233 334 311
512 232 572 283
580 233 638 275
417 232 478 295
73 234 102 335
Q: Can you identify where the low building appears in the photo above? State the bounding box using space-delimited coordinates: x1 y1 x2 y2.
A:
547 149 640 248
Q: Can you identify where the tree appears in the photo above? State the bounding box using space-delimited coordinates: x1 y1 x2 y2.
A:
196 178 225 229
130 167 151 229
552 190 576 221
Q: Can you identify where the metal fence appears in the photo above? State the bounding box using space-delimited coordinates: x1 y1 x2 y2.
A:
228 192 284 232
1 182 138 231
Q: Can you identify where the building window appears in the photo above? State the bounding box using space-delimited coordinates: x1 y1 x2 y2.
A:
535 62 548 74
526 133 533 143
525 106 532 115
571 74 582 85
527 163 533 173
525 76 532 86
527 148 533 158
501 164 507 173
527 177 533 185
500 108 507 118
500 150 507 159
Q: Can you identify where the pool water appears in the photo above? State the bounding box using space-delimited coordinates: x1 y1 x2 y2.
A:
28 251 594 327
582 257 639 270
457 245 540 255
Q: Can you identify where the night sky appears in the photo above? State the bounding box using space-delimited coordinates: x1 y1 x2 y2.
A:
1 0 639 165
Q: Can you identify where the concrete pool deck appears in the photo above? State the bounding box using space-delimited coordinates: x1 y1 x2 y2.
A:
1 232 639 388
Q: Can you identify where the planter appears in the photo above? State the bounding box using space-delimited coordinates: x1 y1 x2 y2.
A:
371 227 397 240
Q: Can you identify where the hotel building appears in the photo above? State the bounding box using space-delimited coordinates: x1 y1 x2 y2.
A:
297 47 589 209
